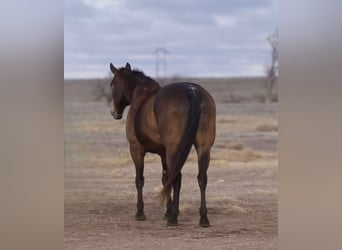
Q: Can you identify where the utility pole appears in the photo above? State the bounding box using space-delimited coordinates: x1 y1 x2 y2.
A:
153 47 169 84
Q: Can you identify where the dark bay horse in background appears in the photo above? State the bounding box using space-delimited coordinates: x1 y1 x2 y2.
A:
109 62 216 227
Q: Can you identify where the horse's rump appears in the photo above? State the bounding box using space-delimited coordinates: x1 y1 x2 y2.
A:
154 83 202 200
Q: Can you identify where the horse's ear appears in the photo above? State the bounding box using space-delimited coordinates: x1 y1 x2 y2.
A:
125 62 132 71
110 63 118 74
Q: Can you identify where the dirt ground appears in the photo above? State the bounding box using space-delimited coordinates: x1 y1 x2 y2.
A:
64 78 278 249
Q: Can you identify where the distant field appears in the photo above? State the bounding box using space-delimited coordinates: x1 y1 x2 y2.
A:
64 76 277 103
64 77 278 250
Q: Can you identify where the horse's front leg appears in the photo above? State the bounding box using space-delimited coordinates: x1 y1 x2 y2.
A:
130 144 146 221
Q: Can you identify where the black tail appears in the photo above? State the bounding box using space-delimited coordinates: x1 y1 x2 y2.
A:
160 86 201 202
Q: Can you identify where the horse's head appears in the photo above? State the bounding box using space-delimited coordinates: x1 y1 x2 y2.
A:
109 62 131 119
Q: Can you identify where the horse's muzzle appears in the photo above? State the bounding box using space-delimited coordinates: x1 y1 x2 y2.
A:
111 111 122 120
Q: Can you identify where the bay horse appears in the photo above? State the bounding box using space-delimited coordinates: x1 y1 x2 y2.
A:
109 62 216 227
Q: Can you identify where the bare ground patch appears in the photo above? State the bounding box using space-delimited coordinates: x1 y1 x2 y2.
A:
64 79 278 249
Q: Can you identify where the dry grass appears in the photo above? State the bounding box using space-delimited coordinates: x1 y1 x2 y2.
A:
68 118 126 134
222 92 278 103
256 123 278 132
211 148 265 163
65 112 277 170
252 94 267 103
216 117 236 124
64 146 132 168
216 115 277 133
144 153 161 164
115 148 132 166
224 93 247 103
227 160 278 169
228 142 244 150
214 141 229 149
230 205 250 214
229 148 263 162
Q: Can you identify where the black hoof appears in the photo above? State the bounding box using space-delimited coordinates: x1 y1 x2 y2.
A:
167 215 178 226
135 212 146 221
199 216 210 227
167 220 178 226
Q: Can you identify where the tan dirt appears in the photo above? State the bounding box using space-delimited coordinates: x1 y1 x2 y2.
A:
64 79 278 249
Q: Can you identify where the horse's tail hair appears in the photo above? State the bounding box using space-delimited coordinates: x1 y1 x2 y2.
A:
159 86 201 203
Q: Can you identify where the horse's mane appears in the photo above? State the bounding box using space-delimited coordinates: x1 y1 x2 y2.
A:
132 69 156 83
119 67 156 84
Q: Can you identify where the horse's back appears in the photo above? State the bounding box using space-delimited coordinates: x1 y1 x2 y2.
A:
155 82 215 109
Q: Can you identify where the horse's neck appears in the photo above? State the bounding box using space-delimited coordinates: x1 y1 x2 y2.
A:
130 82 160 108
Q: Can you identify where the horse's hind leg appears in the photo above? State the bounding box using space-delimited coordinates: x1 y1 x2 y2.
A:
164 149 182 226
161 155 172 220
195 146 210 227
168 172 182 226
130 144 146 221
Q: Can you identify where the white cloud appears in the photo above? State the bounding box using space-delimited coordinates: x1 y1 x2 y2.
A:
253 7 272 18
214 14 238 28
242 7 273 19
64 63 111 79
64 0 277 78
81 0 124 9
245 63 266 76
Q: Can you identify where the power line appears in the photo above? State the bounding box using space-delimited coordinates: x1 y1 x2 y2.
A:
153 47 169 82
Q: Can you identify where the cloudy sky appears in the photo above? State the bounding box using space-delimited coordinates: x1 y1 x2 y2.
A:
64 0 277 79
